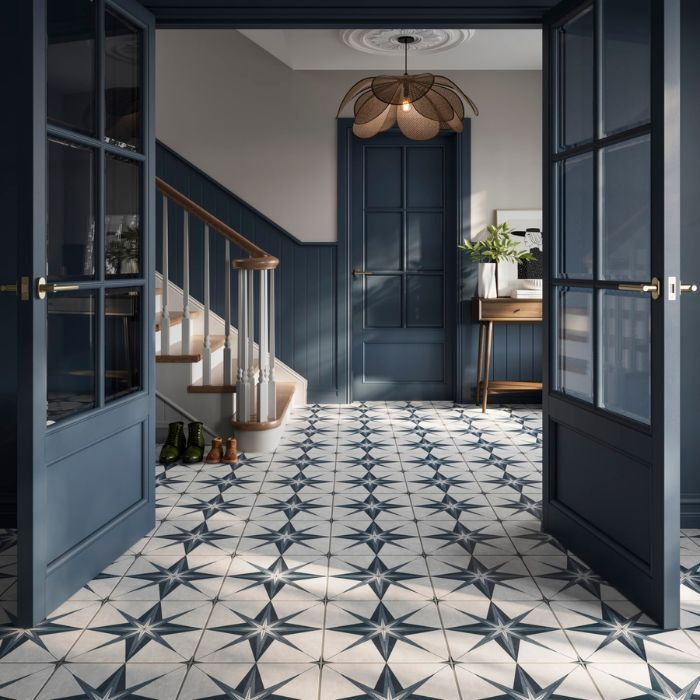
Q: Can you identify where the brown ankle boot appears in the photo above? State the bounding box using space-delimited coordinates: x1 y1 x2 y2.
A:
205 436 223 464
223 437 238 464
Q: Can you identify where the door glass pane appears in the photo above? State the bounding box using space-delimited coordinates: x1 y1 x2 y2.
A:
106 155 141 277
105 9 142 151
47 292 96 424
47 0 96 135
407 275 443 327
601 0 651 136
558 154 594 279
106 288 142 402
556 287 593 401
48 139 96 280
601 290 650 423
601 135 651 282
559 7 594 149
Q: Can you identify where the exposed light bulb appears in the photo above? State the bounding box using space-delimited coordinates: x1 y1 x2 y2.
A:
402 100 411 112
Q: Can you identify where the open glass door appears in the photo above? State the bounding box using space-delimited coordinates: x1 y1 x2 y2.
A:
543 0 682 626
11 0 155 626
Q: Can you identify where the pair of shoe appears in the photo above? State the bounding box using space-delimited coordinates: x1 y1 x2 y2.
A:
206 436 238 465
159 421 205 465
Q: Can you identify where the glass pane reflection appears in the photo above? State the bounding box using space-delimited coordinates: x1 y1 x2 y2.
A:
105 9 142 151
601 0 651 136
47 292 96 424
556 287 593 402
48 0 96 135
106 155 141 277
601 136 651 282
48 139 96 280
602 290 650 423
560 8 594 149
106 288 142 402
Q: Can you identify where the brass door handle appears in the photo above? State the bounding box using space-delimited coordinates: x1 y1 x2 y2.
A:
36 277 80 300
618 277 661 300
681 282 698 293
0 284 17 294
352 268 374 277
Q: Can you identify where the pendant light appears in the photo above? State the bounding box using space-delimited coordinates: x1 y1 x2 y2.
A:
337 35 478 140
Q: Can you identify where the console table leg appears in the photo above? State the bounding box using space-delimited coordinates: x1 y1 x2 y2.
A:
482 321 493 413
475 322 485 404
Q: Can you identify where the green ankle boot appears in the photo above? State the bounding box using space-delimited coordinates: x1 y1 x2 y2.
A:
183 422 205 464
159 422 186 465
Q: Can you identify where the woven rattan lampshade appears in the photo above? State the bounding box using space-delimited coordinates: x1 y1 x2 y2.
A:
337 35 478 140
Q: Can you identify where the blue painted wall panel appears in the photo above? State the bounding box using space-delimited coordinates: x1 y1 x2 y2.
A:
156 142 340 401
157 140 541 404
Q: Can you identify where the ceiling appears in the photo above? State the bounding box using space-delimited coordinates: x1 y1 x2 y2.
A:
239 28 542 70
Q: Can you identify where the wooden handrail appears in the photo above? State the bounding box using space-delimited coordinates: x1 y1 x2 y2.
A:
156 176 268 259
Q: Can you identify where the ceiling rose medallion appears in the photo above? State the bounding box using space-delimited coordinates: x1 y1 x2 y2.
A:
336 35 478 141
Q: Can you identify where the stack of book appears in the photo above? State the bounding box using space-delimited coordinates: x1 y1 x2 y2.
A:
511 289 543 299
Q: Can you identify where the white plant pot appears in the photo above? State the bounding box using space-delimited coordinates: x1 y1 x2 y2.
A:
478 262 498 299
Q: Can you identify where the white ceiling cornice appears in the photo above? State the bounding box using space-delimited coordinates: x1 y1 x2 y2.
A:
238 28 542 71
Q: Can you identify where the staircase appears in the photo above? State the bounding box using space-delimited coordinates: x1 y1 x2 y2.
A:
154 178 307 453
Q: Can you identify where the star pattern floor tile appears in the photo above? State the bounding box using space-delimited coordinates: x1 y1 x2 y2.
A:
1 402 700 698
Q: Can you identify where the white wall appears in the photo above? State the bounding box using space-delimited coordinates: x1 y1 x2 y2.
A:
156 29 542 243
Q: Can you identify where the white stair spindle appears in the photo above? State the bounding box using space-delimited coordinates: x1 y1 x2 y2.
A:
202 224 212 384
268 268 277 420
181 210 191 354
160 195 170 353
236 267 247 421
257 269 270 421
223 241 232 385
246 266 257 419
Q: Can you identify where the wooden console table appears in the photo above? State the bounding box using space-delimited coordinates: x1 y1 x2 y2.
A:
472 297 543 412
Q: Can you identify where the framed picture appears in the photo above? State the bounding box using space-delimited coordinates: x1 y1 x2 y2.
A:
495 209 543 296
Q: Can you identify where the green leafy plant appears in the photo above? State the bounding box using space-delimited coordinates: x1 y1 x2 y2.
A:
458 222 536 264
458 221 535 296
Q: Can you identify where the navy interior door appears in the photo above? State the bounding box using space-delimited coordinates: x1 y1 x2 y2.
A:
13 0 155 625
543 0 682 626
350 132 456 401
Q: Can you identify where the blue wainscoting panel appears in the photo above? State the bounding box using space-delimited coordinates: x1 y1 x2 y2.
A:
156 142 340 402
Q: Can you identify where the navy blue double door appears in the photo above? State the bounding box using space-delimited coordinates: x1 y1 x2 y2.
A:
351 132 457 401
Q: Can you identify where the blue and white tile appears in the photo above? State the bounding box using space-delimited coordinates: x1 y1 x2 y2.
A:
0 600 100 663
109 554 230 602
327 554 433 602
330 521 423 556
552 599 700 665
237 520 331 557
455 663 602 699
37 662 187 699
220 555 328 601
441 599 577 664
0 663 56 700
323 600 448 663
428 554 542 602
320 662 459 699
143 519 244 557
587 662 700 700
67 600 210 663
179 662 321 699
195 600 324 663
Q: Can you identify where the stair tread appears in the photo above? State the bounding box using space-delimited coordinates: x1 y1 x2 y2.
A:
231 382 295 431
157 334 226 363
155 310 201 331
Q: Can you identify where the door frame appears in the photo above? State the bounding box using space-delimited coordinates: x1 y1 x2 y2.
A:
337 117 472 404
